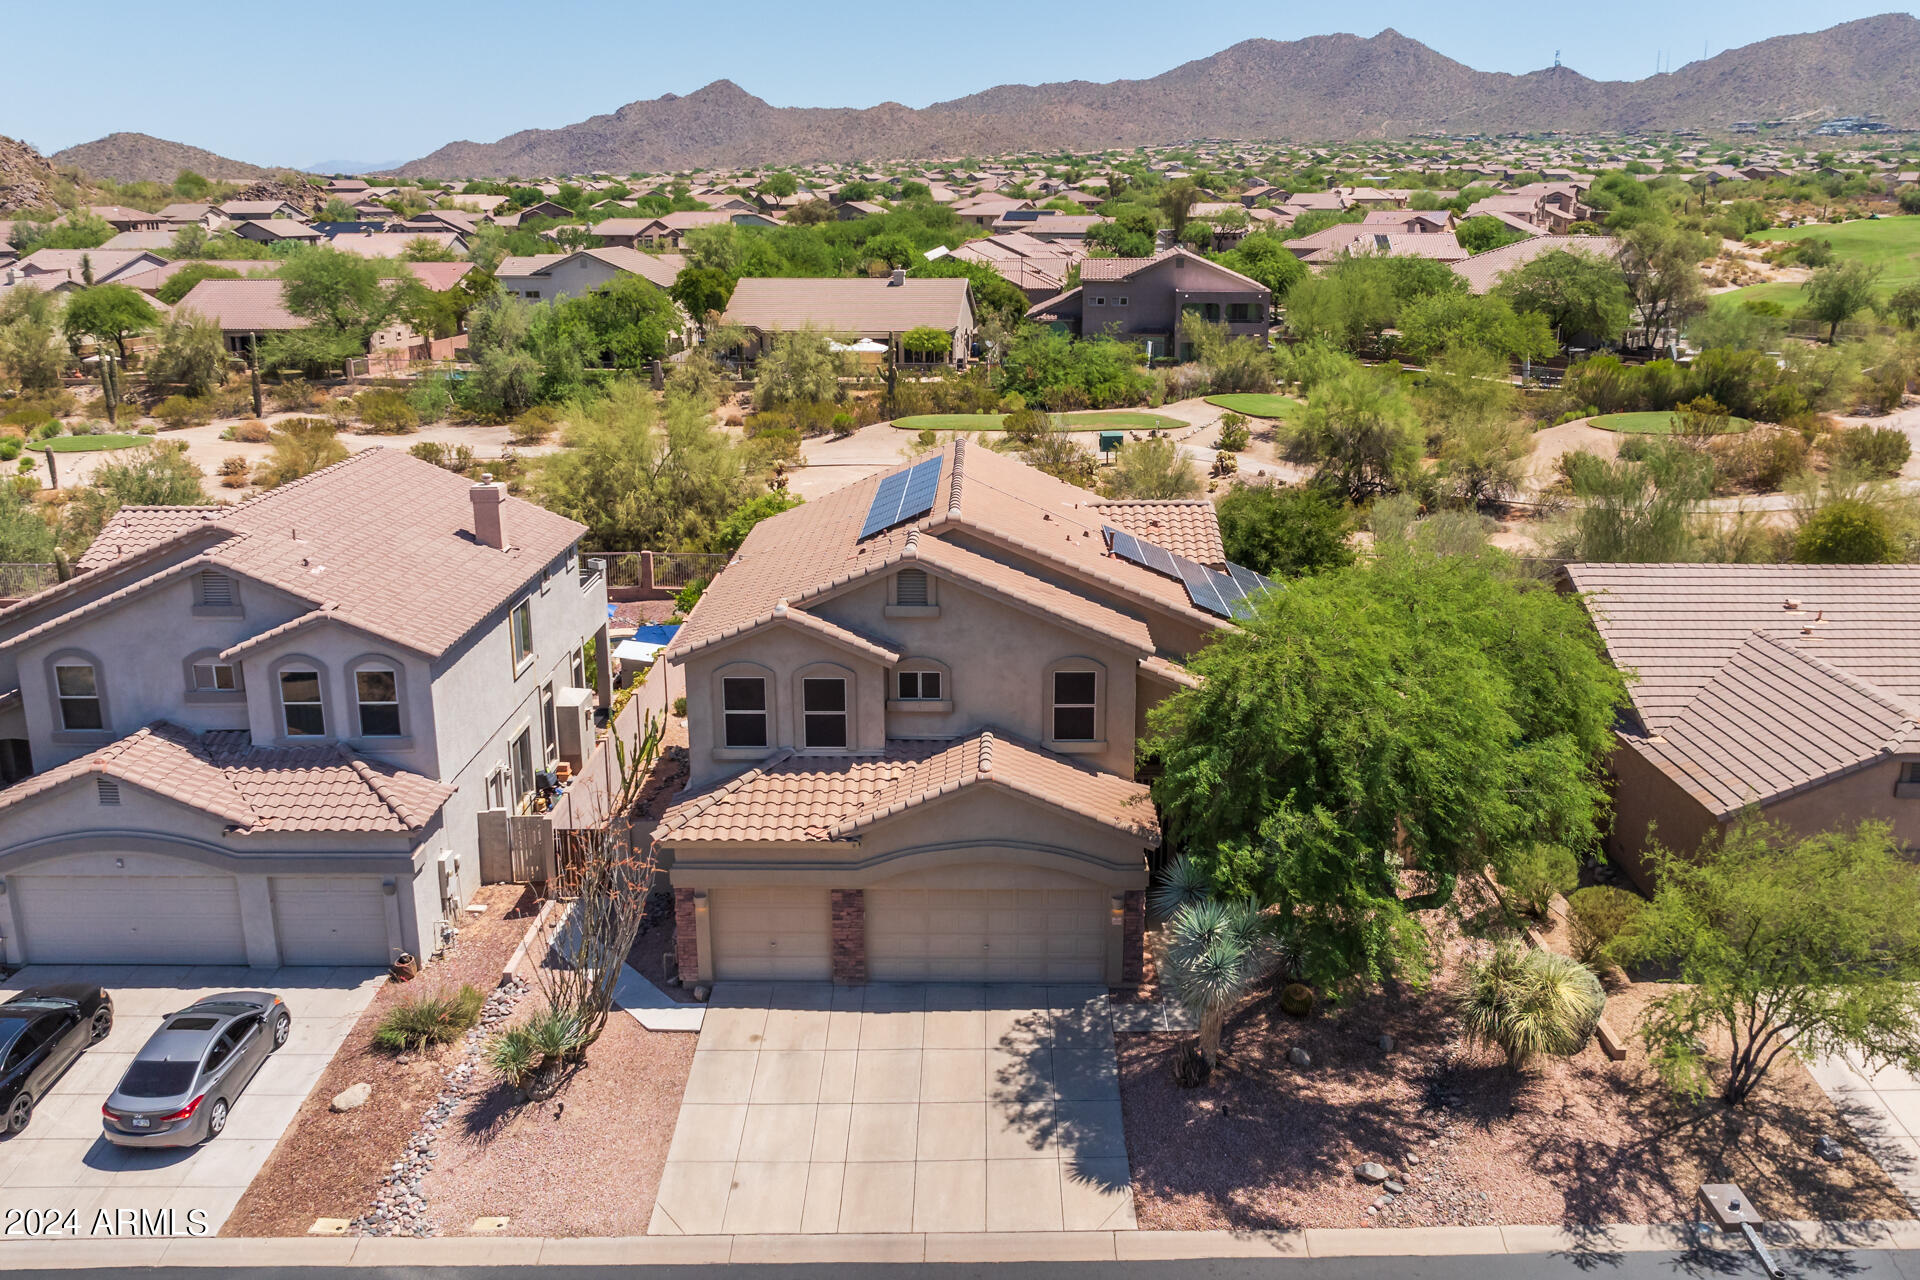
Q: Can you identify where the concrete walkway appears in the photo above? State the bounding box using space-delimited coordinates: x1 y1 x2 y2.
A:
1810 1052 1920 1212
652 982 1132 1236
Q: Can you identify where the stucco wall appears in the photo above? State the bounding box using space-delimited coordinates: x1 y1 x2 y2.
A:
499 256 626 304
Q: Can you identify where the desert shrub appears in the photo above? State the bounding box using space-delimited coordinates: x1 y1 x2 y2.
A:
217 455 251 488
1002 407 1051 445
484 1007 584 1101
1795 499 1900 564
675 576 709 613
1217 412 1252 453
1456 943 1605 1072
1494 843 1580 919
408 373 455 425
224 419 271 443
1566 885 1645 970
372 984 486 1053
1279 983 1315 1017
1827 425 1911 478
409 440 476 472
354 387 419 434
0 437 21 462
208 383 253 418
1157 364 1212 403
510 404 562 445
152 395 213 431
1710 426 1807 491
267 378 318 413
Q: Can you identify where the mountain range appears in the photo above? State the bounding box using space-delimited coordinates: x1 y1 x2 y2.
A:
395 15 1920 176
48 133 274 184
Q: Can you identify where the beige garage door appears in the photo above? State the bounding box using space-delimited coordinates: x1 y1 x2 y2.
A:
867 881 1110 983
13 872 247 965
271 876 392 966
709 887 831 980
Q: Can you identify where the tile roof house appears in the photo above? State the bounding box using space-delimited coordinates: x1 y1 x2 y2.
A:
654 438 1247 985
1566 563 1920 887
231 218 324 246
721 274 976 365
1026 248 1270 360
496 247 686 302
0 450 612 968
171 278 308 352
1450 235 1622 295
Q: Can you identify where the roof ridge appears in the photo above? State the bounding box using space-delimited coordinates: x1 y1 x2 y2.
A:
346 756 431 829
653 750 795 835
1750 629 1920 729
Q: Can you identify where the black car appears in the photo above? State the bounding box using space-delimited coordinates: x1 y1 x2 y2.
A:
1 984 113 1135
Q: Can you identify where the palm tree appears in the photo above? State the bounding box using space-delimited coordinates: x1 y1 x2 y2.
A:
1164 897 1272 1068
1456 944 1605 1072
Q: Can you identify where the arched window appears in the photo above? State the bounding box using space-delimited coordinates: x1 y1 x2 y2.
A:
277 664 327 738
794 661 856 752
355 668 402 737
54 661 103 731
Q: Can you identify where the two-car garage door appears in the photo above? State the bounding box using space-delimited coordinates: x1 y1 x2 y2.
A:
10 865 394 966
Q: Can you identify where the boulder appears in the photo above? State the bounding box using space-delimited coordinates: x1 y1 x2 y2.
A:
1379 1033 1395 1052
692 983 712 1002
1816 1135 1844 1163
1355 1161 1389 1184
331 1083 372 1112
1288 1046 1312 1068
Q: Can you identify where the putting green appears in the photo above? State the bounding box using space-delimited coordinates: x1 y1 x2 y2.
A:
1590 411 1752 435
1206 394 1303 419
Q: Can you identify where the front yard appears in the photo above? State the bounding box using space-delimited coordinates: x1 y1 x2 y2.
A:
1118 890 1911 1232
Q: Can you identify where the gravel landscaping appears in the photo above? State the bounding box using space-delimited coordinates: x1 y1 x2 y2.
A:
1118 892 1913 1232
221 882 537 1236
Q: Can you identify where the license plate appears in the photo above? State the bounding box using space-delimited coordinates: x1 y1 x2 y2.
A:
130 1117 150 1128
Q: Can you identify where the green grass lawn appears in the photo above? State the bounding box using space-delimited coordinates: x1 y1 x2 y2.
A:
892 410 1185 432
1205 394 1304 419
1590 411 1753 435
40 433 148 453
1720 215 1920 309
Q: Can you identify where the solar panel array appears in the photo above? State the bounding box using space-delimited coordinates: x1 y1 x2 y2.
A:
860 456 945 539
1103 525 1276 620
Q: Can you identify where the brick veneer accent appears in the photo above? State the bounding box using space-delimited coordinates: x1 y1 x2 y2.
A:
1121 889 1146 987
674 886 699 982
831 888 867 985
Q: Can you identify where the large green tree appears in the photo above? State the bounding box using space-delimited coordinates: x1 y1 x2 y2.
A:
1493 248 1633 341
1213 482 1353 578
1147 547 1628 991
1290 364 1421 499
61 284 158 423
1800 261 1884 344
1627 820 1920 1106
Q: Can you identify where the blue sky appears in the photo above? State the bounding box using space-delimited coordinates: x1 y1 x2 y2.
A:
11 2 1915 169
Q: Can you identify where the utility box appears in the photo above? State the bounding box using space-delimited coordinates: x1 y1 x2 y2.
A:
1099 431 1125 454
555 687 596 770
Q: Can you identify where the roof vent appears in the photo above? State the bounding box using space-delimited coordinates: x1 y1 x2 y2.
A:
97 778 121 806
1783 598 1800 611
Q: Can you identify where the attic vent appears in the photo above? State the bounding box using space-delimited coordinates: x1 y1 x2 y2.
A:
97 778 121 806
198 572 235 608
895 569 929 607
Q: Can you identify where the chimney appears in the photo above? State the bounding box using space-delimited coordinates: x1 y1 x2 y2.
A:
888 268 906 286
470 474 509 550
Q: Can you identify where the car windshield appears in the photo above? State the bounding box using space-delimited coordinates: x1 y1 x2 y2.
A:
117 1059 199 1098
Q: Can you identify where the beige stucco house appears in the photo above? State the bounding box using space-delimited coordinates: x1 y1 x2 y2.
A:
653 440 1263 987
1568 563 1920 889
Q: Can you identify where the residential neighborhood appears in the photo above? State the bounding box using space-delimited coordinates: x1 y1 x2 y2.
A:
8 7 1920 1277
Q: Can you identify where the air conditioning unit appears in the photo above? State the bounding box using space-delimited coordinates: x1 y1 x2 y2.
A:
555 687 596 770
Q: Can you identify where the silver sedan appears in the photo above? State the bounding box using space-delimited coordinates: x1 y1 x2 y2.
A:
101 992 291 1147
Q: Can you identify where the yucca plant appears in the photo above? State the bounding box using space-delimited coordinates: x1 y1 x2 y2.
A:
485 1008 586 1101
1164 897 1273 1069
372 984 486 1053
1456 943 1606 1073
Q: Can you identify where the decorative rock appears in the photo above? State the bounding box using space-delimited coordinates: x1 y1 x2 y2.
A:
1384 1180 1406 1195
1379 1033 1395 1052
1816 1135 1844 1163
331 1083 372 1112
1406 1154 1421 1166
1288 1046 1311 1068
1355 1161 1390 1184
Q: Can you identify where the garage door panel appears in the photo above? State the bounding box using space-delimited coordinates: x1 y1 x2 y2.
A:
16 874 247 965
868 874 1110 984
271 876 391 966
710 887 831 981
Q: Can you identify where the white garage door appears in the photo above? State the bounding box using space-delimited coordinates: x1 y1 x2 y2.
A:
867 881 1111 983
709 887 831 980
13 873 247 965
270 876 392 966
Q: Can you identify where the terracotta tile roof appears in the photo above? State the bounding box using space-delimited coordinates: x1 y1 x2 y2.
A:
11 450 584 662
75 506 222 571
722 277 972 335
173 278 307 332
655 731 1157 844
1139 653 1200 689
1088 500 1225 565
0 722 453 833
1452 235 1621 295
404 261 475 292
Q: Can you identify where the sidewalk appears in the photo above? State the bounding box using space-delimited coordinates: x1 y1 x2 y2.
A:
6 1219 1920 1268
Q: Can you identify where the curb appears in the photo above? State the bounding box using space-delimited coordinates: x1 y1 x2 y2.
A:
4 1219 1920 1267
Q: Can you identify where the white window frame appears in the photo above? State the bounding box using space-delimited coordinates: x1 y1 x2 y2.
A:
279 668 327 738
801 675 849 750
720 674 770 749
510 726 535 806
354 667 403 738
191 660 241 692
1048 666 1100 745
541 681 559 764
509 597 534 671
54 661 104 732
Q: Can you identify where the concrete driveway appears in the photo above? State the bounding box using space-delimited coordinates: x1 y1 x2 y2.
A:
652 982 1134 1236
0 964 385 1239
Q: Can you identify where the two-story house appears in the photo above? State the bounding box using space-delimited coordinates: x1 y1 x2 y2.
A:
1024 248 1271 361
653 440 1271 988
0 451 611 968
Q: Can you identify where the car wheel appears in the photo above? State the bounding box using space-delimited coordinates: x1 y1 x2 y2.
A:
5 1093 31 1136
271 1011 291 1051
205 1099 228 1141
90 1006 114 1044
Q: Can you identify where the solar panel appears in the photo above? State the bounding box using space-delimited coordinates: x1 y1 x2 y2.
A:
859 457 944 539
1174 555 1233 618
1226 562 1277 595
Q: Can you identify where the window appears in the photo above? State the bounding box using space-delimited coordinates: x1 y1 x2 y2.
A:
525 290 540 299
541 682 558 763
803 678 848 748
1090 295 1106 306
485 766 508 811
355 669 401 737
722 676 768 748
1116 295 1129 306
1228 302 1253 323
510 599 533 667
204 1028 238 1073
1202 302 1221 321
279 669 325 737
570 647 586 690
54 663 103 731
895 569 930 606
510 727 534 805
897 670 942 700
191 661 241 692
1052 670 1098 742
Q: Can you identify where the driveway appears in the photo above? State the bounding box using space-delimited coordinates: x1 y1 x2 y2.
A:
1810 1051 1920 1213
0 964 385 1239
651 982 1134 1236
